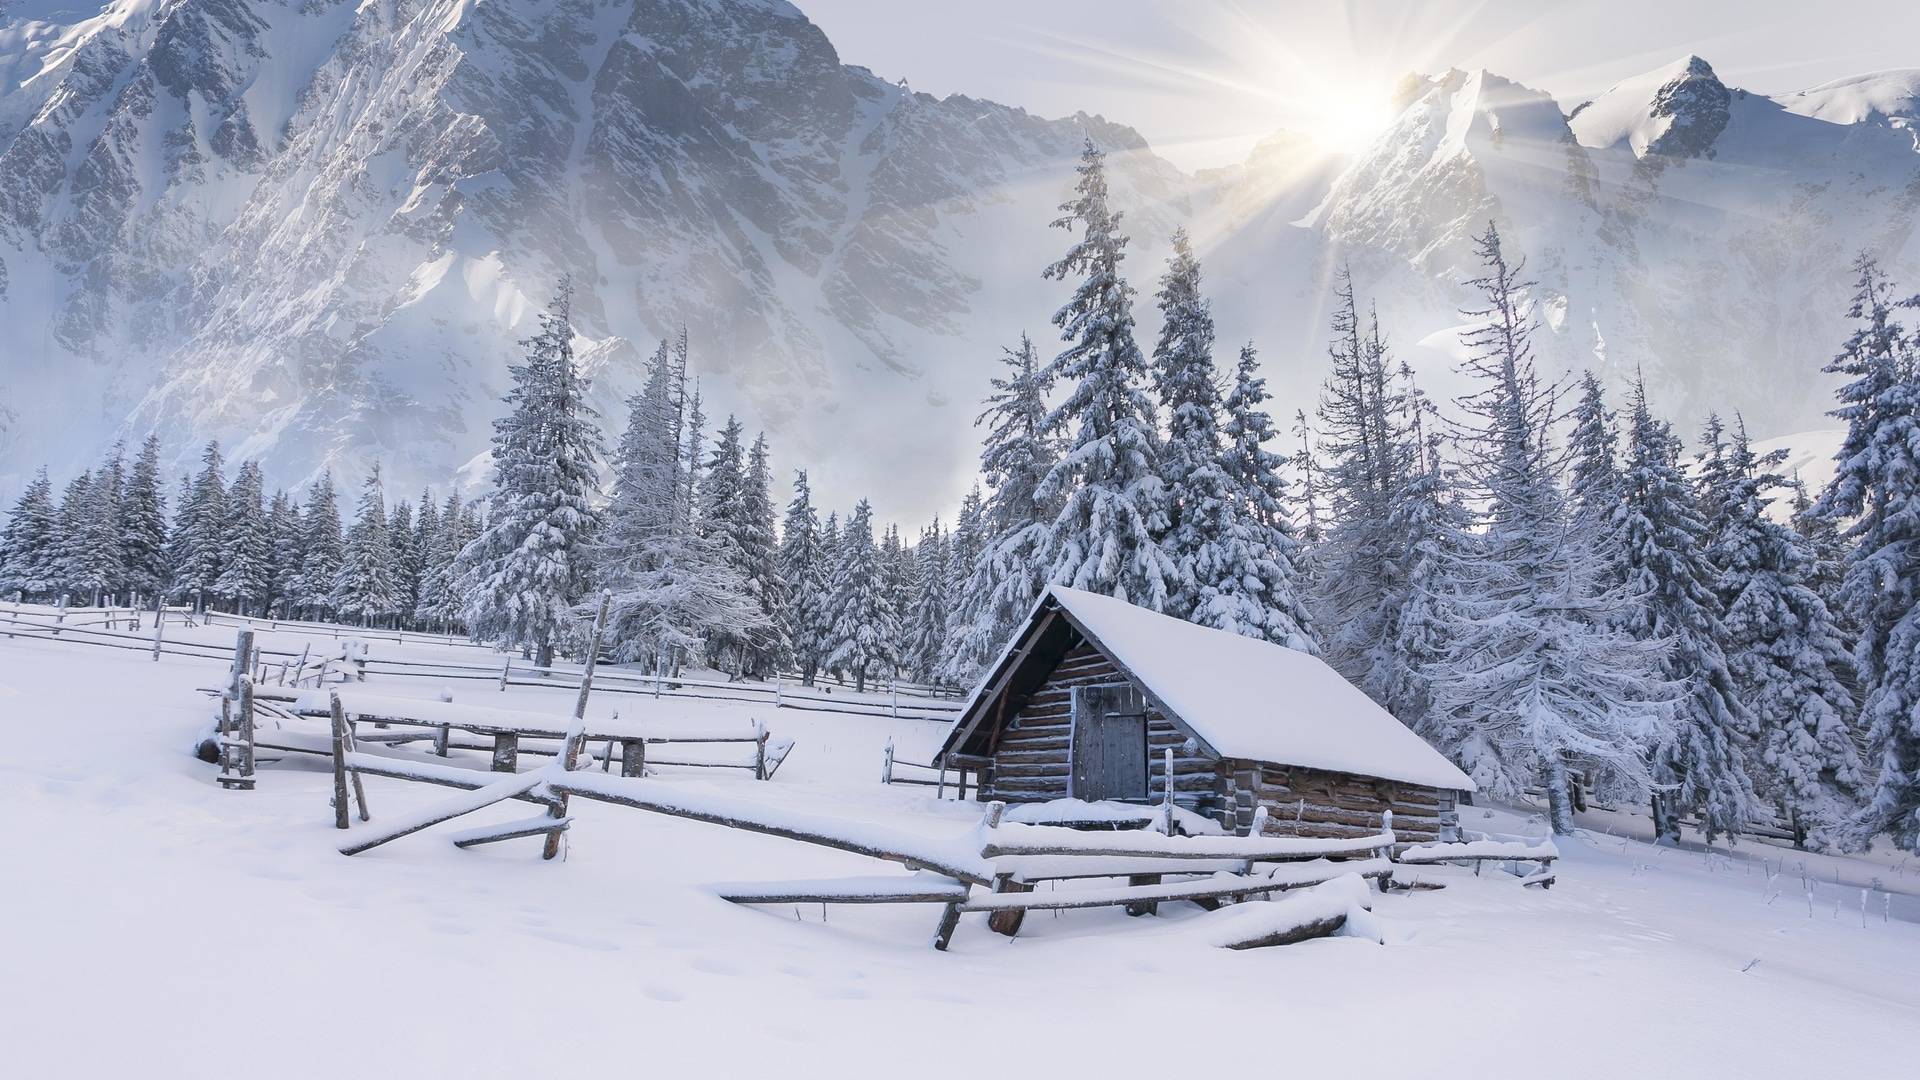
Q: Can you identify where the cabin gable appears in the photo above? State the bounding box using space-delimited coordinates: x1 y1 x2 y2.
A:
942 590 1467 841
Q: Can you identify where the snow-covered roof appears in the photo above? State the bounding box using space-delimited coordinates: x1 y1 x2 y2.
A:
956 586 1474 792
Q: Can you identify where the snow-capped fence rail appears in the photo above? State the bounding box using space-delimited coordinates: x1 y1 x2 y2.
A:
879 738 976 799
1395 836 1559 888
256 686 795 781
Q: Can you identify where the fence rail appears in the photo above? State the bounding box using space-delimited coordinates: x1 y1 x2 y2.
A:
1 607 961 724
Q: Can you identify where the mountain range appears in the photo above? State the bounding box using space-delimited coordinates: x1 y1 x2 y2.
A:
2 0 1917 520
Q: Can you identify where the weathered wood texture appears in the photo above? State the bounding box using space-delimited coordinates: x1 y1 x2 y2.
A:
980 643 1223 819
1227 762 1460 845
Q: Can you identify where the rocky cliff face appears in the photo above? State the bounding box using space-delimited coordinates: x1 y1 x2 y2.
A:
1 3 1916 519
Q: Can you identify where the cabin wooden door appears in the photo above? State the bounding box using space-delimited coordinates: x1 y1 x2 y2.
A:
1071 683 1149 802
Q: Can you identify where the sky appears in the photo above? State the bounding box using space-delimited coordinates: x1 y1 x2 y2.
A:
802 0 1918 171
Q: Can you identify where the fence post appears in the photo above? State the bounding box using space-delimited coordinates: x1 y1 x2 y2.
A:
1158 746 1176 835
891 683 899 720
329 692 350 830
753 719 768 781
150 594 165 661
545 590 611 861
881 737 895 785
228 629 255 700
498 656 511 692
775 675 783 710
53 593 67 637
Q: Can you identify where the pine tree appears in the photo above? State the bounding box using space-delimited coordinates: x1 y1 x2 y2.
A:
1313 276 1409 700
1568 372 1624 572
215 461 274 614
816 512 843 681
265 490 303 618
881 522 915 674
824 500 897 693
1710 420 1865 848
386 499 419 626
1213 341 1318 652
741 433 788 674
297 473 345 621
1034 139 1171 607
120 435 170 601
52 469 92 601
333 464 398 625
591 343 762 671
907 520 950 682
0 467 60 600
73 443 126 605
1151 228 1234 621
1813 256 1920 849
171 442 227 611
409 493 438 628
943 336 1058 684
417 491 467 631
779 470 829 684
1426 223 1669 834
1617 377 1756 843
457 282 605 665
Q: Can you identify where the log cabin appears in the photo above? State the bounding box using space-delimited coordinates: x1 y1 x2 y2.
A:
936 586 1473 843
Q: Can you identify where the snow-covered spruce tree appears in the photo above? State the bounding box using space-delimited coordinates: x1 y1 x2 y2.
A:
942 335 1058 685
1812 256 1920 850
170 442 228 612
265 490 303 618
881 522 915 676
1290 408 1326 549
458 283 604 666
1568 371 1625 587
815 512 843 682
589 344 764 672
906 520 950 682
1425 222 1669 834
296 473 344 622
681 380 706 532
946 485 986 609
72 443 126 606
1150 228 1233 620
742 433 789 674
696 416 759 673
0 467 60 600
824 499 898 693
416 491 467 632
120 435 170 602
332 464 398 626
1034 139 1171 607
1216 341 1317 652
1312 277 1413 699
407 493 438 627
1709 419 1865 848
1616 377 1756 843
387 498 419 626
52 469 92 601
779 470 829 684
214 461 273 615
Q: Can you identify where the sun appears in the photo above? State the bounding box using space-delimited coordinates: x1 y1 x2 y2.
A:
1293 87 1401 154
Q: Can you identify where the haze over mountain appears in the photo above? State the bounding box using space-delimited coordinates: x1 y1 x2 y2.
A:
2 0 1916 521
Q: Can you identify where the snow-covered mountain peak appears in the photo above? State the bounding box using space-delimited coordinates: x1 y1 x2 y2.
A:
1569 54 1732 158
1777 68 1920 129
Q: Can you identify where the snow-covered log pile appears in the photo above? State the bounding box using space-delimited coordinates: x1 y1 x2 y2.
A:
1176 874 1380 950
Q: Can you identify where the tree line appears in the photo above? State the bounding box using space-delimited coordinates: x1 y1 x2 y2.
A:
4 139 1918 853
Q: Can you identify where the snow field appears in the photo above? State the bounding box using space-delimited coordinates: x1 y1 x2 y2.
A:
0 632 1915 1078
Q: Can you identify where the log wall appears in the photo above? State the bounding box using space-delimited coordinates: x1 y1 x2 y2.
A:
980 643 1226 819
1225 761 1460 844
976 641 1462 843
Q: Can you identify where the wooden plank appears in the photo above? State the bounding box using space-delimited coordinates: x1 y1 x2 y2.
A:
340 771 549 856
451 815 572 848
